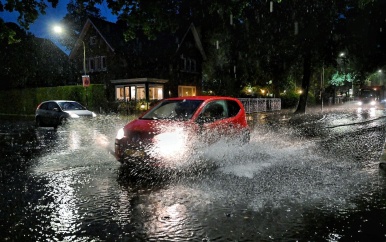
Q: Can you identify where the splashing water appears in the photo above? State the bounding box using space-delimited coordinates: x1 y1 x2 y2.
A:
14 110 386 241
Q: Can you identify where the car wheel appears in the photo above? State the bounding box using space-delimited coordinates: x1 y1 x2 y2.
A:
59 117 67 126
35 117 42 127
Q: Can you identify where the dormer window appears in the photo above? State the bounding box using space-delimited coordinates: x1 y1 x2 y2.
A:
90 36 97 45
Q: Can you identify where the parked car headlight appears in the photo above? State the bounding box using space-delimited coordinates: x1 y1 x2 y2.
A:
69 113 80 118
92 112 97 117
116 128 125 140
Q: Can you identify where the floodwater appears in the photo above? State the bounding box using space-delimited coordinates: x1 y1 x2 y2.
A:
1 105 386 241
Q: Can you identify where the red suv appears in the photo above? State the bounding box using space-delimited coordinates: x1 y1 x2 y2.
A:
114 96 250 167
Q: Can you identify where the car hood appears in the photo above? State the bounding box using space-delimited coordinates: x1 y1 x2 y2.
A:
65 110 94 116
124 118 196 135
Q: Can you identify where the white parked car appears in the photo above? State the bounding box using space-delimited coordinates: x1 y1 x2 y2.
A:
35 100 96 128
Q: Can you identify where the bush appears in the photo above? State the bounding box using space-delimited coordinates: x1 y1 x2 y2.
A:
0 85 107 115
280 91 299 109
280 91 316 109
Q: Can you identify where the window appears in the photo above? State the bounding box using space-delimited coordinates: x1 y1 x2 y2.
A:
88 58 95 72
199 100 227 122
180 57 197 72
86 56 107 72
136 86 146 100
115 85 164 101
95 57 100 71
149 85 163 100
39 103 49 110
178 86 196 97
130 86 136 100
101 56 107 70
48 102 59 111
116 87 124 100
227 100 241 117
90 36 97 45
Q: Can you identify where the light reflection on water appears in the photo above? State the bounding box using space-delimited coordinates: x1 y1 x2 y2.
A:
19 111 386 241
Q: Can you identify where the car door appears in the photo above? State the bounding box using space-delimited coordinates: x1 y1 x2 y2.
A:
47 102 61 126
196 100 231 142
196 99 246 143
38 102 50 125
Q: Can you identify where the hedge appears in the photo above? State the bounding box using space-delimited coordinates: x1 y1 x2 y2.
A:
0 85 108 115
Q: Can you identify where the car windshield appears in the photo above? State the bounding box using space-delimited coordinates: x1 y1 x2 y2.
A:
141 100 203 121
58 101 86 111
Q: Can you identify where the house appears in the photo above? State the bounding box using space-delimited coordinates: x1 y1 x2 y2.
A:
69 17 206 105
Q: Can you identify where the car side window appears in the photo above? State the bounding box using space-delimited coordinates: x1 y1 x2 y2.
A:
39 103 49 110
227 100 241 117
198 100 228 123
47 102 59 111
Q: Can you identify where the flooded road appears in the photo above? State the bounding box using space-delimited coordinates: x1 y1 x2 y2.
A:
1 106 386 241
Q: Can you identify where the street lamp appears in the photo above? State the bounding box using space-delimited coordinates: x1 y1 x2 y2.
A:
338 52 354 99
53 25 87 76
53 25 89 105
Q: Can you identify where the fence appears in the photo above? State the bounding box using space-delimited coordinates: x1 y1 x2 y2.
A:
238 98 281 113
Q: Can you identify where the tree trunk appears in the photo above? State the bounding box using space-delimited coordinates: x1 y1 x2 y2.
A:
295 52 312 114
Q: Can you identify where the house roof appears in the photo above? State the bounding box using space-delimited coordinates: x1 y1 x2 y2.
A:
111 78 168 84
69 17 123 59
176 23 207 60
69 18 206 61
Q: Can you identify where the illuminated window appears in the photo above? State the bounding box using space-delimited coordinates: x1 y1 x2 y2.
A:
130 86 136 100
115 85 164 100
149 85 163 100
178 86 196 97
116 87 124 100
136 86 146 100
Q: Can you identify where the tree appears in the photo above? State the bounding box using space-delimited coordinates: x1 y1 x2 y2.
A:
0 0 58 43
344 1 386 76
2 0 386 113
58 0 105 50
0 23 75 89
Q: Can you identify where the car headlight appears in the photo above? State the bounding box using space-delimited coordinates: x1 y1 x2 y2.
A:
116 128 125 140
92 112 97 117
370 101 376 106
151 128 188 158
69 113 80 118
357 101 363 106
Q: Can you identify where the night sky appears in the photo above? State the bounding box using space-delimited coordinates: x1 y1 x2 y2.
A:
1 0 117 53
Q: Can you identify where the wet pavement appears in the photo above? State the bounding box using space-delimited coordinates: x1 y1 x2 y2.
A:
1 104 386 241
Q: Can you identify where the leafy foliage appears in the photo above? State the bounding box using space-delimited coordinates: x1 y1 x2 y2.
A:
0 23 76 89
58 0 105 50
1 0 385 114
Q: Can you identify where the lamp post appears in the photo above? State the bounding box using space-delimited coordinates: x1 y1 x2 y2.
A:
82 40 86 75
53 25 89 106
